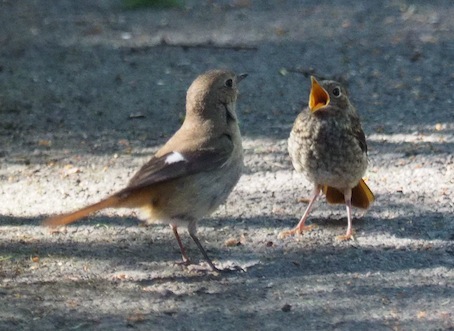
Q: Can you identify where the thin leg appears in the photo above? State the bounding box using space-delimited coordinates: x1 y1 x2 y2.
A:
188 231 221 272
171 225 191 265
279 185 321 239
188 229 242 273
336 189 355 241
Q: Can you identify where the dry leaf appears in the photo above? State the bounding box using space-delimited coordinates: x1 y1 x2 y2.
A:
298 197 311 203
225 238 242 247
126 313 146 324
112 273 128 280
129 113 146 119
38 139 52 147
279 68 289 76
417 311 427 319
62 165 81 177
118 139 130 147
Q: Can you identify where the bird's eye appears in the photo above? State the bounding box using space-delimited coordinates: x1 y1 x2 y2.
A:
225 79 233 88
332 87 341 97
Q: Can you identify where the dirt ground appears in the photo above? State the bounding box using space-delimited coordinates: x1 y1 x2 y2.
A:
1 1 453 330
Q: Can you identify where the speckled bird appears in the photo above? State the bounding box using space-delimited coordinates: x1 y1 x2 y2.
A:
280 76 374 240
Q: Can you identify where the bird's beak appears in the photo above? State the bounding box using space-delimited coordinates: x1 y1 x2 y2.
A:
237 73 248 83
309 76 329 112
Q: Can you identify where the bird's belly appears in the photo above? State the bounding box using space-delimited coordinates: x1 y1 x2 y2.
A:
141 160 243 223
290 136 367 189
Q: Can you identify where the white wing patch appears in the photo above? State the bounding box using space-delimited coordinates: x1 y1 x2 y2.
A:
165 151 187 164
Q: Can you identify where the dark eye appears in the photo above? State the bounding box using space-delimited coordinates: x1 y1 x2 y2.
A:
225 79 233 88
332 87 341 97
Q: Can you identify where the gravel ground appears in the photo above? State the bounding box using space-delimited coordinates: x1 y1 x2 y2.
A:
1 1 453 330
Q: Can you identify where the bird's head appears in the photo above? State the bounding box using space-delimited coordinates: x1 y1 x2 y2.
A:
186 69 247 124
309 76 350 113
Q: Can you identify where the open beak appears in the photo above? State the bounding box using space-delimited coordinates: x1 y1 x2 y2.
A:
309 76 329 112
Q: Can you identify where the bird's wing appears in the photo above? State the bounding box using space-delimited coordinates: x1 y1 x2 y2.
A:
122 134 234 193
349 114 367 154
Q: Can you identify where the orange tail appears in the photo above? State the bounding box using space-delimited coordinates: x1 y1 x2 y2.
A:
43 195 121 228
323 179 375 209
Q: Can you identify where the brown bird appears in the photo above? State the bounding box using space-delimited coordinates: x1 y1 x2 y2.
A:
43 69 247 272
280 76 374 241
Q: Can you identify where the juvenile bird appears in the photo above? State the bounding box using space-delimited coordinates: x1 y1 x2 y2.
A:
280 76 374 241
44 69 247 272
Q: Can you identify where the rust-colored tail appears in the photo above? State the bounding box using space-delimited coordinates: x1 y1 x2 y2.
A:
43 195 121 228
323 179 375 209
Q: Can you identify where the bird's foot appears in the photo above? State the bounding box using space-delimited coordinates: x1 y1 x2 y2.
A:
175 258 193 267
336 229 356 241
186 262 244 274
278 224 317 239
212 264 245 273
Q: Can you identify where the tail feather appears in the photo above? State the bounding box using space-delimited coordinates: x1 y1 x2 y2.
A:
323 179 375 209
43 195 121 228
322 185 344 204
352 179 375 209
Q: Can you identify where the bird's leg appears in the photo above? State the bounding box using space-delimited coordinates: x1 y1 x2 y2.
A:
188 231 222 272
336 189 355 241
188 223 242 273
279 185 321 239
171 225 192 266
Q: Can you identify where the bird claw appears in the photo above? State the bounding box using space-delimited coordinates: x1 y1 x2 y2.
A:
175 259 193 267
213 265 245 273
336 230 356 241
183 261 244 273
278 224 317 239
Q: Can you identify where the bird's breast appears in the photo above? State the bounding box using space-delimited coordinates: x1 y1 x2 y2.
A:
288 114 367 188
